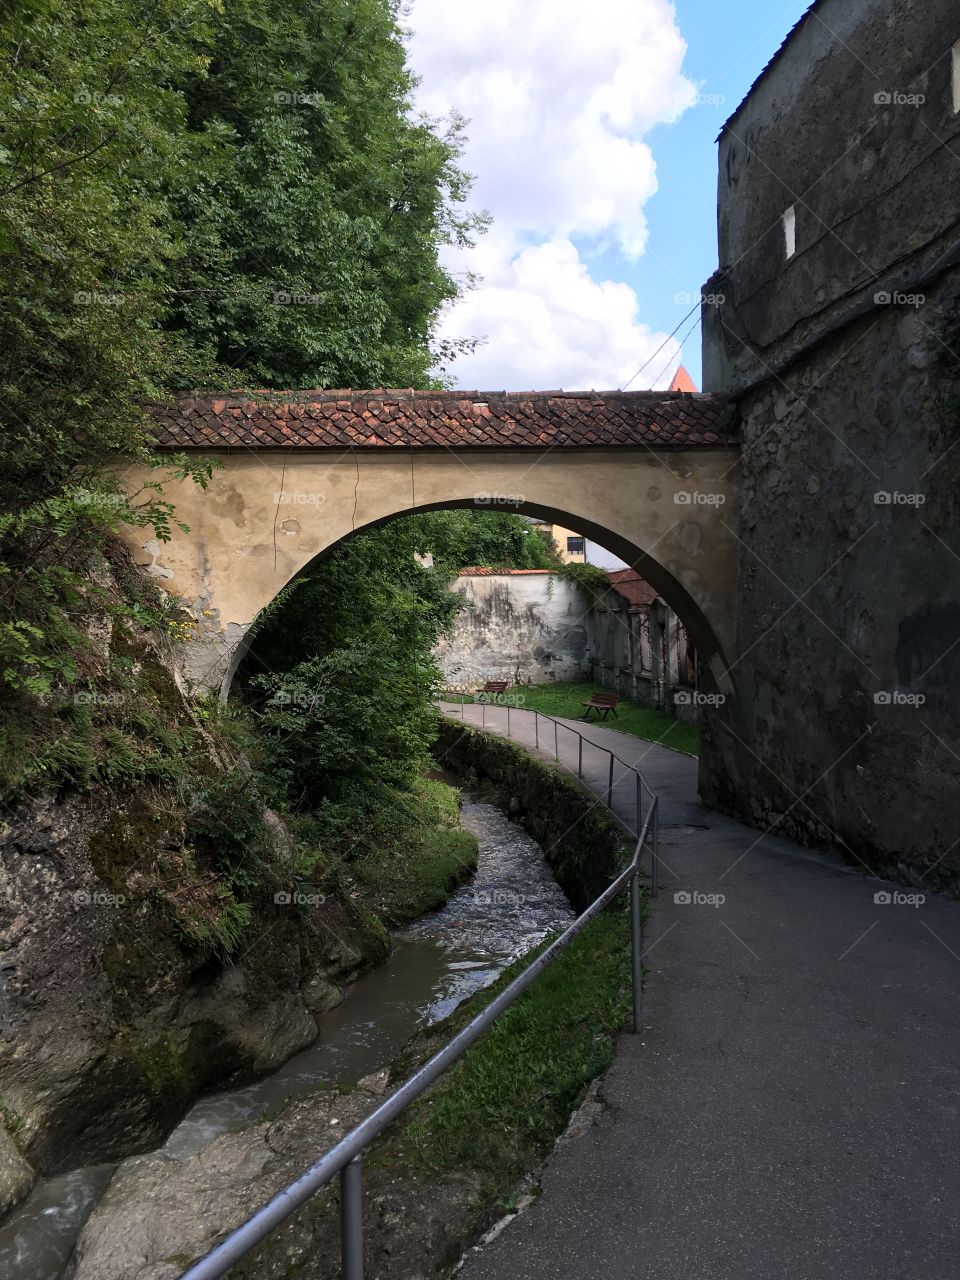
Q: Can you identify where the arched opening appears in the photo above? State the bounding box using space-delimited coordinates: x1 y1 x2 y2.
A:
224 496 732 707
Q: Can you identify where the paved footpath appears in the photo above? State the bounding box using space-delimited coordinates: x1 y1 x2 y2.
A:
442 703 960 1280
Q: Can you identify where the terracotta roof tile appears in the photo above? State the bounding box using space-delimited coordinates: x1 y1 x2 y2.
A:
146 389 737 452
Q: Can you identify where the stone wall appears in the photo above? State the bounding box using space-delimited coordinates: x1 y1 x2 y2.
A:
435 572 591 690
699 0 960 887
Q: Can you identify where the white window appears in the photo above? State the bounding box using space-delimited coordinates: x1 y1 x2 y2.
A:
783 205 797 259
953 41 960 114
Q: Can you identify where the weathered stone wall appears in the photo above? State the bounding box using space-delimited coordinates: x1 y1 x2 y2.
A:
701 267 960 890
700 0 960 888
435 572 591 690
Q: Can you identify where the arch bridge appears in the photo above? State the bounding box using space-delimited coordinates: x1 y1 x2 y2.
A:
123 388 741 695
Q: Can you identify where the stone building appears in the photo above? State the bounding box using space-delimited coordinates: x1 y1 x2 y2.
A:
699 0 960 884
589 570 697 718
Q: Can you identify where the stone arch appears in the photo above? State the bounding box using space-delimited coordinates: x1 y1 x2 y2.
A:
221 491 734 703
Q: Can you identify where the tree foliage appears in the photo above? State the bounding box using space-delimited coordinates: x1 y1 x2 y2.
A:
245 511 556 799
0 0 485 738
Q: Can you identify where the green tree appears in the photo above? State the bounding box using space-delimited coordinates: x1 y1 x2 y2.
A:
164 0 486 389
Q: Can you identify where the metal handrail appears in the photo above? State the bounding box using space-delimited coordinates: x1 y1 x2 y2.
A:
179 803 655 1280
451 695 660 894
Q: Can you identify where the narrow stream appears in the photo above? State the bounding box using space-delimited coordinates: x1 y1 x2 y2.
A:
0 795 573 1279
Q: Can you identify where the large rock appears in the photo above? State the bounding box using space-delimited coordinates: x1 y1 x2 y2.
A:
0 1123 34 1214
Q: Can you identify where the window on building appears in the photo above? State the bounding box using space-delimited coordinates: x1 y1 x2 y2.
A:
566 536 585 555
953 41 960 114
783 205 797 259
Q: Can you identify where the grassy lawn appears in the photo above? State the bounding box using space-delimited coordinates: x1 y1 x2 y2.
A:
452 681 699 757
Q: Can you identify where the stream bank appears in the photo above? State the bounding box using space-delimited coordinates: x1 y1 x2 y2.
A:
21 724 634 1279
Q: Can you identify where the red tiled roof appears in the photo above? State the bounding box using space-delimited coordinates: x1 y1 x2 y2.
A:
458 567 554 576
606 568 660 607
145 388 736 451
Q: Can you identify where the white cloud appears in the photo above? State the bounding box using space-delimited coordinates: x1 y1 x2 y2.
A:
404 0 695 390
438 239 680 391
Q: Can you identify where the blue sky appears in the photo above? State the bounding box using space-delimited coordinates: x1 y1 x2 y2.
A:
408 0 812 392
587 0 812 386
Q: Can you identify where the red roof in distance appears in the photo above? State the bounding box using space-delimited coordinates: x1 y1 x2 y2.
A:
668 365 699 394
606 568 660 607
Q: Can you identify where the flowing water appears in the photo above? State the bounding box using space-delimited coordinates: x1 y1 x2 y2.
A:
0 796 573 1279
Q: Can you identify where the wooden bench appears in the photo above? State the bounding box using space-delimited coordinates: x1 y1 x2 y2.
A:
581 691 620 720
476 680 509 703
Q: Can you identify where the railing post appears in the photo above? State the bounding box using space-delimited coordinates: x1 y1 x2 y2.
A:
341 1157 364 1280
607 754 614 808
481 700 486 728
554 720 559 759
635 772 642 839
535 711 539 749
630 871 642 1033
507 703 511 738
578 734 583 778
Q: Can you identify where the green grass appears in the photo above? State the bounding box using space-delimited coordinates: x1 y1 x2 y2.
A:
457 681 699 757
350 777 479 924
399 911 633 1192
